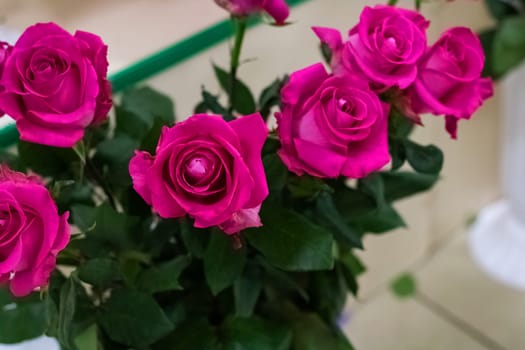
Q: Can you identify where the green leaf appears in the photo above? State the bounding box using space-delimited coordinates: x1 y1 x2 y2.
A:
234 270 262 317
71 205 96 232
288 176 331 200
259 77 286 119
198 87 232 120
179 218 209 259
389 137 406 171
358 173 386 207
339 252 366 297
57 277 79 350
484 0 519 21
99 289 173 347
120 86 175 124
291 313 355 350
389 110 415 139
223 317 292 350
89 203 136 249
479 28 499 78
404 140 444 174
137 256 191 293
315 192 363 249
257 259 309 301
78 258 122 288
263 153 288 200
351 203 406 234
391 273 417 298
381 171 439 202
153 319 218 350
204 233 247 295
213 64 256 115
309 267 348 322
246 205 334 271
493 16 525 77
17 141 77 177
0 290 48 344
74 325 98 350
140 117 165 154
95 135 139 165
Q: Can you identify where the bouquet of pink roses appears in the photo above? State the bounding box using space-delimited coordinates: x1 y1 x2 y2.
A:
0 1 491 349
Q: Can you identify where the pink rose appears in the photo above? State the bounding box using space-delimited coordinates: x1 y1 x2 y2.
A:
129 113 269 235
214 0 289 24
0 41 12 116
0 23 112 148
276 63 390 179
314 5 429 89
0 165 70 297
408 27 493 138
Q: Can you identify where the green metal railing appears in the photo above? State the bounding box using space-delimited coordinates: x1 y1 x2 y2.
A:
0 0 310 148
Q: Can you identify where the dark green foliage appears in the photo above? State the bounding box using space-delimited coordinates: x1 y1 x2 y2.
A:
0 80 443 350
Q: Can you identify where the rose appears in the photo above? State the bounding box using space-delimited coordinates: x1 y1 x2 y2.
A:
313 5 429 89
0 41 12 116
0 22 112 148
214 0 289 24
129 113 269 235
276 63 390 179
0 165 70 297
407 27 493 138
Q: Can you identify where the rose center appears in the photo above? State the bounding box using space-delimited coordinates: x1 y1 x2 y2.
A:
386 36 397 47
337 98 354 115
185 157 211 181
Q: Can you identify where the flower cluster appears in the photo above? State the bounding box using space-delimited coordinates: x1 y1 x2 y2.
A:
314 5 493 139
0 2 492 305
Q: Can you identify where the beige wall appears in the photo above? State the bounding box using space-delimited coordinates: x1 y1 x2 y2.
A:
0 0 501 295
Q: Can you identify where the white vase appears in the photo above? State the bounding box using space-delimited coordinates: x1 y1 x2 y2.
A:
469 63 525 290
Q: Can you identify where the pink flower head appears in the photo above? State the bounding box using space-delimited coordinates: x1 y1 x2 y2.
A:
276 63 390 179
0 23 112 148
313 5 429 90
214 0 289 24
408 27 493 138
0 165 70 297
129 113 269 235
0 41 12 117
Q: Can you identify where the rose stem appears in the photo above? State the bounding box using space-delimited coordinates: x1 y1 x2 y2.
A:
85 157 118 211
228 16 247 114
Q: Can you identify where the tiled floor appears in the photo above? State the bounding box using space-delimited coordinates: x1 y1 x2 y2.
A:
343 227 525 350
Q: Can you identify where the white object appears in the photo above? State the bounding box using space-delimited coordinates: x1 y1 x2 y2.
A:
469 63 525 290
0 337 59 350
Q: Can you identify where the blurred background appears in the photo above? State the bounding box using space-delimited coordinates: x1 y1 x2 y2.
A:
0 0 520 349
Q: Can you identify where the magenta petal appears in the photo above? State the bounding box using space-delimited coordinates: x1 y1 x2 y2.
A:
312 27 343 51
0 238 22 274
219 206 263 235
341 103 390 178
16 117 85 148
229 113 269 207
445 115 459 139
293 139 347 178
129 151 155 205
281 63 329 105
52 212 70 253
262 0 290 24
14 23 71 49
10 255 55 297
479 77 494 100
